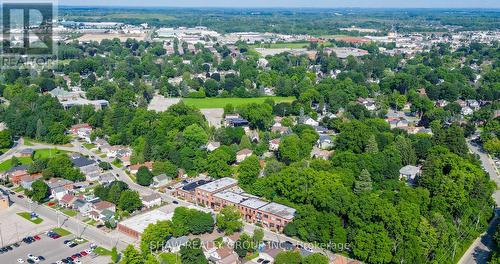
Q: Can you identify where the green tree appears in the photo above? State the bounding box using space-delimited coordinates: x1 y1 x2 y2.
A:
119 190 143 213
0 130 12 149
140 220 173 253
216 206 243 235
136 166 154 186
274 251 302 264
183 124 208 149
238 155 260 186
121 245 143 264
111 247 120 263
395 136 417 166
26 180 50 203
180 238 208 264
365 134 379 153
303 253 329 264
354 169 373 194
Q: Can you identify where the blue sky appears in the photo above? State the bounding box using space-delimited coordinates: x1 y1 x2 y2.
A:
59 0 500 8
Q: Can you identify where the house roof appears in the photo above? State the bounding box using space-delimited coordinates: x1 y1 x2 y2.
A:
60 194 76 204
399 165 420 175
153 174 169 182
93 201 115 211
237 148 252 156
5 165 29 174
142 193 161 203
20 148 34 154
71 157 96 168
165 236 189 248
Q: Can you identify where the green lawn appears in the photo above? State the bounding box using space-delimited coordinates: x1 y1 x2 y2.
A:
83 143 96 150
34 149 68 159
159 253 181 264
182 96 295 109
111 159 123 168
60 208 78 217
52 227 71 237
17 212 43 224
0 157 32 172
93 246 112 256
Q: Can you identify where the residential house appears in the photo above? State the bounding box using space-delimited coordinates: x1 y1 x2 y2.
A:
313 126 328 134
271 125 290 135
20 174 42 190
92 200 116 213
236 149 253 163
73 199 92 216
152 174 170 187
60 194 77 208
310 147 332 160
207 246 240 264
303 117 319 127
98 172 116 185
71 156 96 168
70 123 92 143
99 209 115 223
467 100 480 110
436 100 448 108
357 97 377 111
17 148 34 158
52 187 69 201
317 135 333 149
206 141 221 152
142 193 162 208
164 236 189 253
129 162 153 175
399 165 421 184
224 115 250 128
269 139 281 151
2 165 29 184
461 106 473 116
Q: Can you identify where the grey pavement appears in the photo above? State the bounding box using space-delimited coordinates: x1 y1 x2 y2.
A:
458 141 500 264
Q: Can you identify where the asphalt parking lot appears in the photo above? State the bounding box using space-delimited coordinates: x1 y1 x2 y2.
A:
0 232 97 264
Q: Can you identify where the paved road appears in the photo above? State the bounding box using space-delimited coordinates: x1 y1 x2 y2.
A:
458 142 500 264
0 138 24 162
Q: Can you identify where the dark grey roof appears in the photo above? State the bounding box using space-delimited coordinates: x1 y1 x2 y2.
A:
71 157 95 168
182 180 211 192
6 165 29 173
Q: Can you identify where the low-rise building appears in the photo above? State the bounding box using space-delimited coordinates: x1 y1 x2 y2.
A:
142 193 162 208
196 178 239 208
236 149 253 163
152 174 170 187
399 165 421 184
118 209 173 239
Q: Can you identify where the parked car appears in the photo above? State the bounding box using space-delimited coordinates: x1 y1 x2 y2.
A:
17 259 24 263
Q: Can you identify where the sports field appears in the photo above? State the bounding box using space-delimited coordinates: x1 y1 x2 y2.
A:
182 96 295 109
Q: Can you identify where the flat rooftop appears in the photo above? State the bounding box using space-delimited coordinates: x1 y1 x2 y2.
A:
118 210 173 234
239 198 269 210
213 191 247 204
259 202 296 220
196 177 237 193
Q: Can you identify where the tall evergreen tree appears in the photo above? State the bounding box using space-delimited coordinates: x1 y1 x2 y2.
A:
354 169 373 194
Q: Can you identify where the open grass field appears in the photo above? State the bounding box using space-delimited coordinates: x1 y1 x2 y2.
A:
17 212 43 224
182 96 295 109
0 157 32 172
33 149 69 159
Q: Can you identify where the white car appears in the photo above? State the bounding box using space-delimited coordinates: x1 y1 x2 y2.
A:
74 260 82 264
56 261 63 264
17 259 24 263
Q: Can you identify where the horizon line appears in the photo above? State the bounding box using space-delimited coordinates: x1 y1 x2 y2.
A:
57 5 500 10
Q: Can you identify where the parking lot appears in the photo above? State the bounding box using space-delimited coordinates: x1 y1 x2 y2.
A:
0 232 98 263
0 204 56 245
